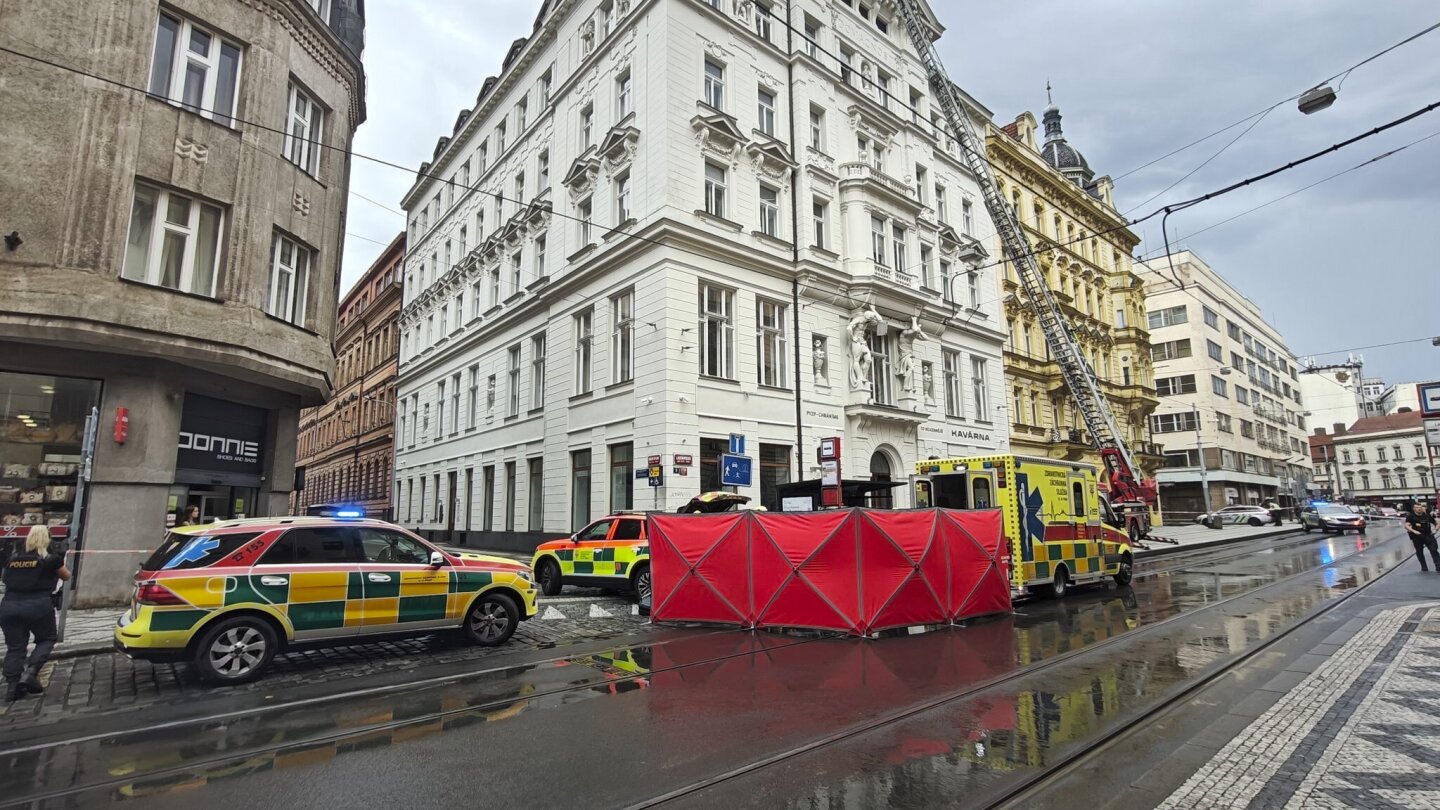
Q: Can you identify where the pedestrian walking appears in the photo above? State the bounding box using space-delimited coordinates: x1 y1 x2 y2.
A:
1403 502 1439 573
0 526 69 702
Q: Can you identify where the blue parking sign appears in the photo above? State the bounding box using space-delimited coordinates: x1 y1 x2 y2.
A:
720 454 752 487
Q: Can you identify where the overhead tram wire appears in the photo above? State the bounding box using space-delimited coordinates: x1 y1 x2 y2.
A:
1111 17 1440 183
1135 129 1440 263
2 42 1437 327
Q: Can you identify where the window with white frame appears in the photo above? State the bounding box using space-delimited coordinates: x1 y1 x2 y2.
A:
757 88 776 135
435 381 445 439
920 245 933 289
122 183 224 297
283 83 323 175
611 291 633 384
306 0 330 22
871 216 886 265
471 280 482 318
574 309 594 395
971 357 989 420
891 225 907 273
538 150 550 189
703 60 725 109
962 200 974 234
467 365 478 428
534 237 546 278
803 17 820 58
450 372 461 433
704 163 727 218
148 12 242 127
699 284 734 379
516 98 528 131
531 334 546 410
757 299 787 388
869 333 892 404
1151 412 1199 433
754 1 773 40
936 185 948 223
578 197 593 243
940 260 953 302
811 198 827 249
508 345 521 417
809 107 824 150
496 121 507 154
510 250 522 296
968 271 980 309
581 104 594 146
615 172 631 222
267 233 311 325
1147 304 1188 329
616 71 632 118
759 185 780 236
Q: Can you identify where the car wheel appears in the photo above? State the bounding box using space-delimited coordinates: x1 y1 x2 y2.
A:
1040 566 1069 599
1302 522 1311 533
631 563 652 612
1113 553 1133 587
191 615 279 686
462 592 519 647
536 559 562 597
1248 517 1264 527
1128 522 1141 545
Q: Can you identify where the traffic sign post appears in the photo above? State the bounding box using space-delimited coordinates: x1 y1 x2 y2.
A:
720 454 752 487
648 464 664 487
729 434 746 455
818 436 842 508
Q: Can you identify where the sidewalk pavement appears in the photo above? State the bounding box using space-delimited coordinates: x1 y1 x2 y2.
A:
1155 559 1440 809
1137 520 1298 556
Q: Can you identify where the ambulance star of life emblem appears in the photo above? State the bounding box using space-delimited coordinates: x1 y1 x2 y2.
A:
1014 472 1046 562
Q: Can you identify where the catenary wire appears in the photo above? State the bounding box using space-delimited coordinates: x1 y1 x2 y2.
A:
1 39 1434 350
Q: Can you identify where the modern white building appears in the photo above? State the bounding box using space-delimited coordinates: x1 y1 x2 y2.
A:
1330 411 1432 505
1136 252 1313 516
393 0 1008 548
1297 362 1365 431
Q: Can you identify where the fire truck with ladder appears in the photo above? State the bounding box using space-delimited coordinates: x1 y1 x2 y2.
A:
892 0 1158 594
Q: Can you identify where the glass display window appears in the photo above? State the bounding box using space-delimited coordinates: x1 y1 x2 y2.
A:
0 371 101 540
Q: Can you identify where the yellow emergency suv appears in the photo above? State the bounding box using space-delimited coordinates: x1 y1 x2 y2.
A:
914 454 1134 598
114 517 538 684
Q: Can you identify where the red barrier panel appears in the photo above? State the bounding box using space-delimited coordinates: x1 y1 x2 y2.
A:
650 508 1008 635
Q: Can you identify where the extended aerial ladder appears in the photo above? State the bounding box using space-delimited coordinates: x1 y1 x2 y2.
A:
892 1 1157 532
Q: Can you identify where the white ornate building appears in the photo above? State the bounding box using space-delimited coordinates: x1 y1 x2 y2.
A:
394 0 1007 547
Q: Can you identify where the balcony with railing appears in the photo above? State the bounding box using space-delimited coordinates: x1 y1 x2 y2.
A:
840 162 924 210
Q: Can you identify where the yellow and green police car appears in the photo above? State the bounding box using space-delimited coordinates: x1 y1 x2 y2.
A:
114 517 538 684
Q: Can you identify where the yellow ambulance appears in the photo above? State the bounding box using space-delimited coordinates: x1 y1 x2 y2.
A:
914 454 1134 598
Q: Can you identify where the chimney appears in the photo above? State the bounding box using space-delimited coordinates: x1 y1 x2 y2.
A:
1332 423 1346 435
1398 407 1413 413
1312 427 1327 436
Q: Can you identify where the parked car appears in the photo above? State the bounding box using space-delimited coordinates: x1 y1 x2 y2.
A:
1379 507 1401 518
531 512 651 603
1300 506 1367 534
115 517 538 684
1193 505 1272 526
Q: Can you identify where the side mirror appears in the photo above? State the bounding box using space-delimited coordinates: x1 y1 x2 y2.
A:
429 551 446 567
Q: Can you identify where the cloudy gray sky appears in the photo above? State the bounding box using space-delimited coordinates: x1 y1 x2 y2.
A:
342 0 1439 384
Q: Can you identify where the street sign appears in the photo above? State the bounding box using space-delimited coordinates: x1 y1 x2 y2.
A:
729 433 746 455
672 466 689 476
674 454 693 466
1419 381 1440 417
647 454 662 465
634 468 648 479
648 465 664 487
1425 418 1440 447
720 454 752 486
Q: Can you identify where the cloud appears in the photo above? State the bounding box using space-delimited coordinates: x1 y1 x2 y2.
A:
343 0 1440 380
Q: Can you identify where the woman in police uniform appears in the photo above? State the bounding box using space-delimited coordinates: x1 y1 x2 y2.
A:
1 526 69 701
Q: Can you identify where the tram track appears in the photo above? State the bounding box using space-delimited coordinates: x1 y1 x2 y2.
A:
5 529 1404 807
624 529 1409 809
986 533 1412 810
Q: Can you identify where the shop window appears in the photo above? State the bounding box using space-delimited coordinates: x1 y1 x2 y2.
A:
1 372 100 539
759 444 791 511
609 443 633 512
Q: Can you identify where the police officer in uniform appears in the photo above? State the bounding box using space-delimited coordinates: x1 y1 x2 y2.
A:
1 526 70 701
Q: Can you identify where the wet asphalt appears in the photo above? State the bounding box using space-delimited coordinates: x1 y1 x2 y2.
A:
0 524 1415 809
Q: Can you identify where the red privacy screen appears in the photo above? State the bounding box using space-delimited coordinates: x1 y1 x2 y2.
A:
648 508 1009 635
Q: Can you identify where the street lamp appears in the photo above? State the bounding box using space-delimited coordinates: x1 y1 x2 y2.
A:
1298 84 1337 115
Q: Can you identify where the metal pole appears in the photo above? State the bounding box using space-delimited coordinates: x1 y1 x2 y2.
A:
1196 405 1213 524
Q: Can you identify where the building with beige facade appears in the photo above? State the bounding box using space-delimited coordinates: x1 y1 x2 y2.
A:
0 0 365 604
293 234 404 520
1137 251 1313 517
987 104 1162 477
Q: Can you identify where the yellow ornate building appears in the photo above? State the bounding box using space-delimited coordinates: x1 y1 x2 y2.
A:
986 103 1162 475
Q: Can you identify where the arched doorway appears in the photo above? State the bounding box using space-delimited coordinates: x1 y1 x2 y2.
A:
869 450 895 509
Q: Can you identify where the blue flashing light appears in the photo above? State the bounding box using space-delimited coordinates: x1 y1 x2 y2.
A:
334 509 364 519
